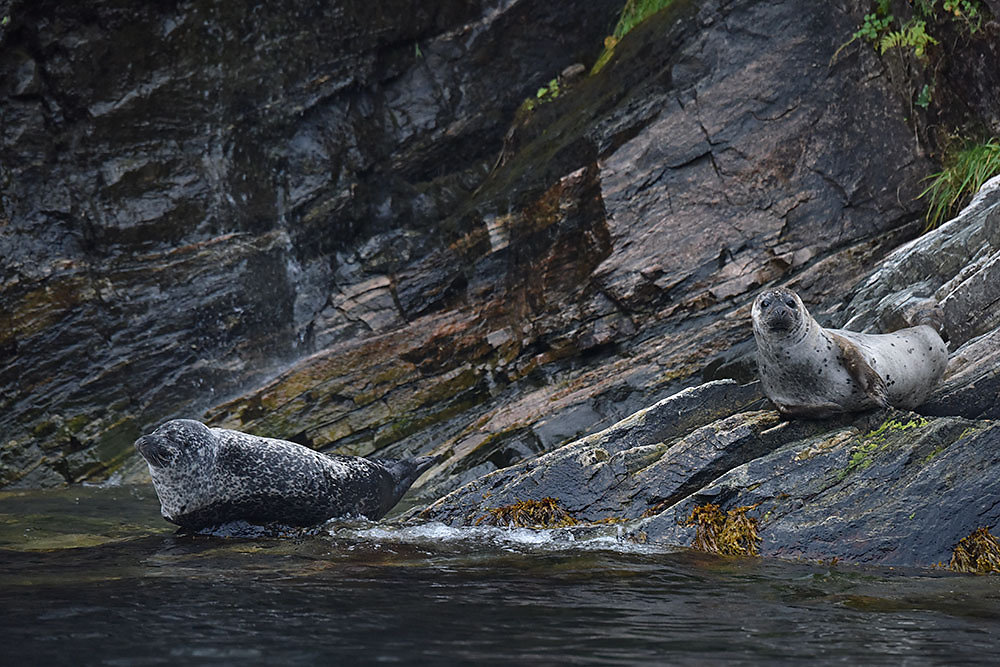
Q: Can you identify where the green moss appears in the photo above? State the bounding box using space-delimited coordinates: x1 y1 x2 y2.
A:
920 444 947 465
949 527 1000 574
519 77 563 114
843 439 881 475
919 138 1000 230
685 503 761 557
592 0 677 74
865 416 931 439
31 421 58 438
93 419 141 467
838 417 930 480
64 414 91 435
477 497 579 528
371 370 485 450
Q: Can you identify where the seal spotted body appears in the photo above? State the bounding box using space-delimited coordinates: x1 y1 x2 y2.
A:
135 419 437 530
752 288 948 418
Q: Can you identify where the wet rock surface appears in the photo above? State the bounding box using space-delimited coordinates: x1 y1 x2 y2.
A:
423 382 999 568
641 411 999 567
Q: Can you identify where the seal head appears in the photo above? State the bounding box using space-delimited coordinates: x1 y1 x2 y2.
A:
135 419 216 470
752 289 807 339
135 419 438 531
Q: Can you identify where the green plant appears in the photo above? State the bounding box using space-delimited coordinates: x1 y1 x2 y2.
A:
915 83 933 108
519 76 562 113
838 0 983 59
611 0 675 40
536 77 560 101
943 0 983 30
858 12 893 43
919 138 1000 230
832 0 985 108
879 19 939 57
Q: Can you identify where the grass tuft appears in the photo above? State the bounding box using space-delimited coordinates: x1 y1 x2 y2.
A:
919 138 1000 230
612 0 675 40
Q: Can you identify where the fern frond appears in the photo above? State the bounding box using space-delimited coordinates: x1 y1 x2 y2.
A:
879 20 938 57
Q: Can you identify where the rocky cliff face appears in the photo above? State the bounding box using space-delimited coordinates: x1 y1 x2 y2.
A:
0 0 621 484
1 0 998 532
421 178 1000 569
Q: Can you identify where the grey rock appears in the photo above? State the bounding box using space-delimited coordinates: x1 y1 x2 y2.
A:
841 175 1000 347
419 380 768 523
3 0 999 532
532 403 606 449
838 176 1000 419
924 327 1000 420
197 0 944 502
639 411 998 568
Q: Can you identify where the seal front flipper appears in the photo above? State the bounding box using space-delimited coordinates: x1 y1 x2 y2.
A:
831 333 890 408
776 401 846 419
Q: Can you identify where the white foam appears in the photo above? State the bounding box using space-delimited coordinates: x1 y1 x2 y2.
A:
327 520 666 555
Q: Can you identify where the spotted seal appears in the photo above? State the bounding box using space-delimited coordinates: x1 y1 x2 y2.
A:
751 288 948 418
134 419 437 530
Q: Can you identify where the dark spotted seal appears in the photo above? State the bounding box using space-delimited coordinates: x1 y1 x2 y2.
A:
752 288 948 418
134 419 437 530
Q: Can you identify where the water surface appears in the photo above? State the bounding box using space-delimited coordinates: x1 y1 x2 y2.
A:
2 486 999 665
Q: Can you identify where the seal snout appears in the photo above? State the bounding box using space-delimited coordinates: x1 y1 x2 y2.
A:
755 289 801 334
134 434 175 468
764 305 796 332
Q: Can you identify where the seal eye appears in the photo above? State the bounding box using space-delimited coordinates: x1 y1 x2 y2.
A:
784 297 796 308
761 298 771 309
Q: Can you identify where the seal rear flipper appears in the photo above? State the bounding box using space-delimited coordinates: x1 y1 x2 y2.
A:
371 455 441 518
832 333 891 408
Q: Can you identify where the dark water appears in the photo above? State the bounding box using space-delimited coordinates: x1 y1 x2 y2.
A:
2 487 1000 665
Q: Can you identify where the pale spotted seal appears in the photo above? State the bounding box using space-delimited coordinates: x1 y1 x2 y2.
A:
751 288 948 418
134 419 437 531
